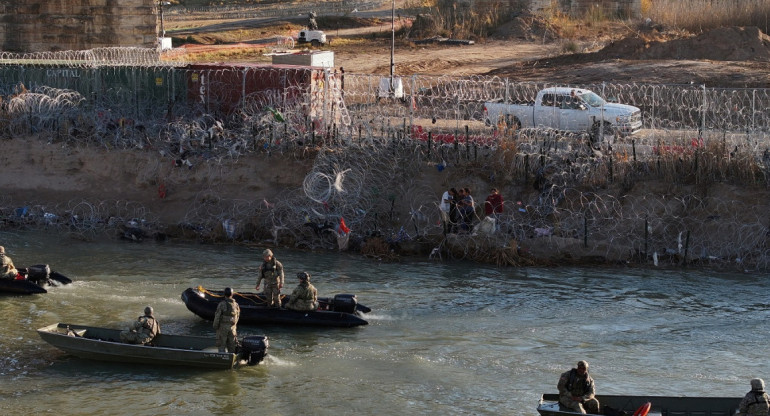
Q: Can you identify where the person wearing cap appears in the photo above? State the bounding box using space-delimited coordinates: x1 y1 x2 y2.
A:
213 287 240 353
286 272 318 312
557 360 599 414
256 248 284 308
0 246 19 279
737 378 770 416
120 306 161 345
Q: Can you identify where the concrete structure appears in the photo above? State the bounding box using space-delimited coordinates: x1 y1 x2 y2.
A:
271 51 335 68
0 0 158 53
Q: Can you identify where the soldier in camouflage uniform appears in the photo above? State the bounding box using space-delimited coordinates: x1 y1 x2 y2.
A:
120 306 161 345
738 378 770 416
557 360 600 414
213 287 240 353
0 246 19 279
286 272 318 311
256 249 284 308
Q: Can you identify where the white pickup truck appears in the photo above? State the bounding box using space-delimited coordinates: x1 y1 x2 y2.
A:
483 87 642 142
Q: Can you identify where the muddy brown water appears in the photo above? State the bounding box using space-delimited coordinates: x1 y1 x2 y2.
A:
0 229 767 415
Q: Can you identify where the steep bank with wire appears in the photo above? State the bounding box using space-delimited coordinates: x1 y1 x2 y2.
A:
2 133 770 271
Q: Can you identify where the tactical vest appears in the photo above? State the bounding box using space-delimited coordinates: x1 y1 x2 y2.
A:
262 260 279 280
749 392 770 414
565 369 593 395
224 299 236 316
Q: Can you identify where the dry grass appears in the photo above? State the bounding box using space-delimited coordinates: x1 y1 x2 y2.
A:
180 46 272 63
645 0 770 33
535 0 769 40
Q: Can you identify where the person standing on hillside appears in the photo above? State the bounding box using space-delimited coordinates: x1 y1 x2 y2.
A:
213 287 240 353
458 187 476 232
439 188 456 235
256 249 284 308
484 188 504 231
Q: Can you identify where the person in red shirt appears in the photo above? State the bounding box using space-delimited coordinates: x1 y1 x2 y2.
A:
484 188 504 231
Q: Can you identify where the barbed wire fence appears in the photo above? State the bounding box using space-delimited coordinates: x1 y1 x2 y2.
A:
1 51 770 269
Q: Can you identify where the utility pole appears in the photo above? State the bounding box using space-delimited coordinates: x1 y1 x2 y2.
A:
159 1 170 38
390 0 395 93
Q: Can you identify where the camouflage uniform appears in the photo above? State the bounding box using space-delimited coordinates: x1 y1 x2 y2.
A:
738 378 770 416
286 280 318 311
257 253 284 307
557 361 600 414
0 246 18 279
120 309 161 345
213 297 240 353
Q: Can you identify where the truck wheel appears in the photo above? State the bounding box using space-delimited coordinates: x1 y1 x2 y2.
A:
311 40 320 47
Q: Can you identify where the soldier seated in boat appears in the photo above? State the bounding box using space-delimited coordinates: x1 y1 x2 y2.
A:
0 246 20 279
120 306 161 345
557 360 600 414
286 272 318 312
737 378 770 416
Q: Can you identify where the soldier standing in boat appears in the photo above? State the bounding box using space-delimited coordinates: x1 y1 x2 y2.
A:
213 287 240 353
0 246 19 279
120 306 161 345
286 272 318 311
557 360 600 414
737 378 770 416
256 249 284 308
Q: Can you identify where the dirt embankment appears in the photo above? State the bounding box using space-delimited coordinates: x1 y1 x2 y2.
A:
485 25 770 88
3 18 770 268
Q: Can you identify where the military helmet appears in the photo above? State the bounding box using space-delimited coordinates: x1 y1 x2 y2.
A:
751 378 765 391
224 287 234 297
577 360 589 371
144 306 154 316
297 272 310 282
262 249 273 257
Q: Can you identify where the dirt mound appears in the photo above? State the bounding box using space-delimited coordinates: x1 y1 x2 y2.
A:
597 26 770 61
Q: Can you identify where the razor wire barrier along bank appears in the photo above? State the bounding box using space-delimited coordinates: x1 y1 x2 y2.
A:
2 52 770 269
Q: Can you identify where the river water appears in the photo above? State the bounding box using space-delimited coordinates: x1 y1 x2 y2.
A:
0 229 768 415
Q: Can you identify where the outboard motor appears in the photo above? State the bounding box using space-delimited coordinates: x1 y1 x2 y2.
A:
332 294 358 314
27 264 51 285
239 335 269 366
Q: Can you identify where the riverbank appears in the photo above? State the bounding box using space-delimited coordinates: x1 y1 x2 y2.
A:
2 136 769 271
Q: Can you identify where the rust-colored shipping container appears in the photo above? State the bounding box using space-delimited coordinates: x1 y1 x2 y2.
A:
184 63 337 127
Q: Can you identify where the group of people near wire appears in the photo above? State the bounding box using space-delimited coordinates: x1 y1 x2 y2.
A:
439 187 504 234
118 248 318 354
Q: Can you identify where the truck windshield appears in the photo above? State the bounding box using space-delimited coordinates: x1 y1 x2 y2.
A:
578 92 607 107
